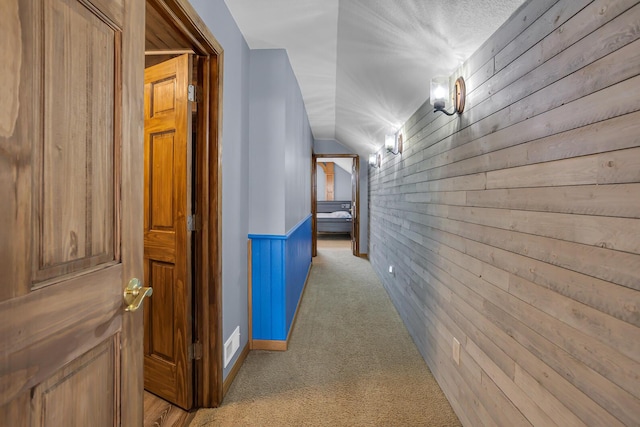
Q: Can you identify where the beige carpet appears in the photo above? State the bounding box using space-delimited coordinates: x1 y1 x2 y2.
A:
190 240 461 426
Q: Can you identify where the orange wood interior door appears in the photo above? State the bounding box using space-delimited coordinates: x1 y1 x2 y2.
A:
351 158 358 255
0 0 145 425
143 54 194 410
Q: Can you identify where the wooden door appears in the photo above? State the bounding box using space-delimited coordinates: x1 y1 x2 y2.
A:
143 54 194 410
312 155 317 257
351 158 359 256
0 0 145 425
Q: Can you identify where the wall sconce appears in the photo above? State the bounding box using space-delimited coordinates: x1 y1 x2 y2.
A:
385 131 403 155
430 76 465 116
368 153 381 168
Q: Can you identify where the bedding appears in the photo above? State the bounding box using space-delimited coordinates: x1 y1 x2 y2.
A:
316 200 352 234
317 211 352 219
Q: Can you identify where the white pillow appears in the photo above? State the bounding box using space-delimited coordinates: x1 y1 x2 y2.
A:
332 210 351 218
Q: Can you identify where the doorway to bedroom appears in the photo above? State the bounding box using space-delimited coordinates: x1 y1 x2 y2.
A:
312 154 360 257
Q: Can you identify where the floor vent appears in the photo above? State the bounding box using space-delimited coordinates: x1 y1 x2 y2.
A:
224 326 241 368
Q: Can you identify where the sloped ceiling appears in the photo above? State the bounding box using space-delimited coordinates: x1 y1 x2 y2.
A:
224 0 526 155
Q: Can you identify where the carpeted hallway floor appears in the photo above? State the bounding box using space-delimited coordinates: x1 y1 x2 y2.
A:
190 237 460 426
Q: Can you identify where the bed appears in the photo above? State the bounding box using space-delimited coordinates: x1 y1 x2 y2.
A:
316 200 352 235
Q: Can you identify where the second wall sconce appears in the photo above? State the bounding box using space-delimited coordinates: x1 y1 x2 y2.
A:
368 153 381 168
430 76 465 116
385 131 403 155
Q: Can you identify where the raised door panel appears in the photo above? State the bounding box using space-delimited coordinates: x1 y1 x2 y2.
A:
37 0 116 282
149 132 176 231
148 261 176 360
31 339 116 427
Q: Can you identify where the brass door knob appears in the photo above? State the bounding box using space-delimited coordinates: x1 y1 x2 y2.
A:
124 278 153 312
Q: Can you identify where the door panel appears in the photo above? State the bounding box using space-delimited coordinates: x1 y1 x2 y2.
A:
149 132 176 229
31 339 116 427
149 261 176 359
37 0 116 281
0 0 144 425
144 54 193 410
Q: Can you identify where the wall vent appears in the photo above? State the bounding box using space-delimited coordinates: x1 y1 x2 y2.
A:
224 326 241 368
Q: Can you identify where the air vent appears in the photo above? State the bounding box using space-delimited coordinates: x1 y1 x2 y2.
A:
224 326 241 368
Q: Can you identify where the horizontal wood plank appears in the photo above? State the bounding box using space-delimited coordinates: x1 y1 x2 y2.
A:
369 2 640 425
251 340 287 351
465 183 640 218
486 146 640 189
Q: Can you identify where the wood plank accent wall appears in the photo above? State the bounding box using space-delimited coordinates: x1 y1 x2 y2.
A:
368 1 640 426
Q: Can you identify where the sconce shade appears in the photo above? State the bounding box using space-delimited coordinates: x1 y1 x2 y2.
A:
385 134 396 153
385 131 402 155
368 153 380 168
430 76 449 110
431 76 465 115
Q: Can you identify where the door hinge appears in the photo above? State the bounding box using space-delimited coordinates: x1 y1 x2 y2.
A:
188 84 197 102
187 214 199 232
189 342 203 360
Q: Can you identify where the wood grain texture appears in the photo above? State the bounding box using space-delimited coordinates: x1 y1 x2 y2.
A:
0 0 145 424
0 0 38 301
369 1 640 425
31 339 116 427
352 157 360 256
37 0 116 282
144 54 193 410
145 2 191 51
250 340 288 351
0 392 29 427
144 391 194 427
312 155 318 257
120 0 146 424
143 1 225 407
319 161 335 200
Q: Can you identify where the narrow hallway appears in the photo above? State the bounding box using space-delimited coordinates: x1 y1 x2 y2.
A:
190 239 460 426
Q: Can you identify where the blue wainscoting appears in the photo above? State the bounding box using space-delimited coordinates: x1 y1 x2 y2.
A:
249 215 312 344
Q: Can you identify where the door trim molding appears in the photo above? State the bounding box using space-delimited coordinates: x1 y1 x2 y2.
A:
146 0 223 408
312 153 360 257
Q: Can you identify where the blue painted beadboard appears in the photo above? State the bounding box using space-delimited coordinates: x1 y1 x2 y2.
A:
250 215 312 341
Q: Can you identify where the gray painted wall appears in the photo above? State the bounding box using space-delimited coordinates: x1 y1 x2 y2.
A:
314 139 368 253
248 49 287 235
249 49 312 234
283 52 313 231
369 1 640 425
190 0 250 379
334 165 352 201
189 2 313 381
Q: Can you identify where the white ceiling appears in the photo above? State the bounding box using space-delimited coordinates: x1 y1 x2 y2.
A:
224 0 526 155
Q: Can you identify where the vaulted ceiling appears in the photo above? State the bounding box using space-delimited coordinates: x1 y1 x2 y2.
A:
224 0 527 155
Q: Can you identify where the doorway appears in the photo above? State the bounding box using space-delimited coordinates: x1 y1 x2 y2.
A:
144 0 223 411
312 154 360 257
